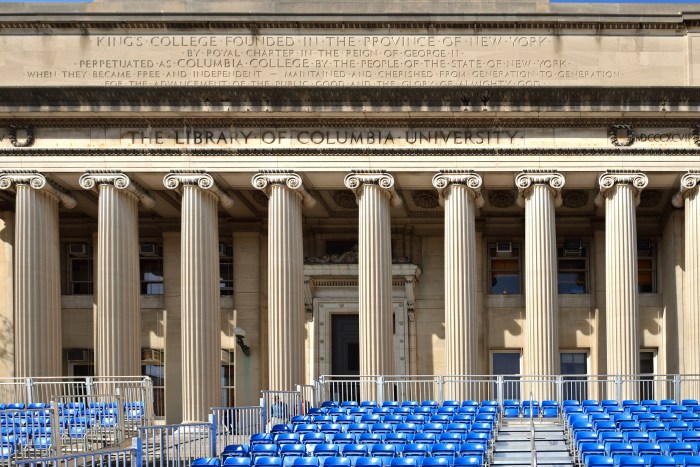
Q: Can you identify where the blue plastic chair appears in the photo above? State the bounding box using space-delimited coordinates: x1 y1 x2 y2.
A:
224 458 253 467
402 443 431 457
454 457 482 467
324 459 352 467
422 458 450 467
585 455 614 467
616 455 645 467
389 458 420 467
292 459 320 467
192 459 222 466
647 455 678 467
355 458 385 467
254 457 283 467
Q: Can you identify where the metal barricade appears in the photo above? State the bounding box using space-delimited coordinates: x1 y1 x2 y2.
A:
317 375 379 404
261 390 301 431
211 406 263 452
14 446 136 467
137 422 215 466
381 375 438 404
442 375 499 403
297 384 317 413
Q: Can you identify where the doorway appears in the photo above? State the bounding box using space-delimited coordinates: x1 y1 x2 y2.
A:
492 352 521 400
331 314 360 401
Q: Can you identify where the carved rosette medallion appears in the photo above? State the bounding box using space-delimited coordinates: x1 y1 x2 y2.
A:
515 171 565 208
562 190 589 209
412 191 440 209
672 170 700 208
252 170 316 208
80 171 155 208
595 170 648 207
251 190 269 207
343 171 402 207
488 190 515 208
0 170 77 208
692 125 700 147
609 125 635 147
431 171 484 208
333 190 357 209
163 171 234 208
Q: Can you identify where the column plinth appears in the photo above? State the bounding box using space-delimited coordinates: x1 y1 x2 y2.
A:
164 172 228 422
345 171 401 401
0 172 76 377
433 171 483 400
673 171 700 377
80 172 154 378
253 171 315 391
517 171 564 400
596 170 648 398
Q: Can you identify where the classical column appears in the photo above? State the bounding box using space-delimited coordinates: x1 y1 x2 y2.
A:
252 171 316 391
672 171 700 376
596 170 648 395
0 171 76 377
344 171 402 400
516 171 564 399
164 172 234 422
432 171 483 399
79 171 154 377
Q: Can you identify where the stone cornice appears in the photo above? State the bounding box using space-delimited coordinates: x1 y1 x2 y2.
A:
79 170 155 208
251 170 316 209
672 170 700 208
344 171 402 208
0 170 77 208
432 171 484 208
2 87 700 114
163 171 234 208
595 170 649 207
515 170 565 208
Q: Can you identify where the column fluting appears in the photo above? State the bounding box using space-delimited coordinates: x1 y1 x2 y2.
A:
253 171 315 391
596 170 648 397
0 172 76 377
517 171 564 400
345 172 402 401
80 172 154 377
433 171 483 400
672 171 700 376
164 172 233 422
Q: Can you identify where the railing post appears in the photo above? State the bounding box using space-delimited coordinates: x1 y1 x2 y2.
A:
85 377 94 396
132 435 143 467
674 374 682 402
496 375 504 408
436 375 444 404
25 377 34 405
556 375 563 405
209 413 217 457
260 397 267 431
615 376 622 403
50 397 62 456
116 387 125 442
377 376 384 405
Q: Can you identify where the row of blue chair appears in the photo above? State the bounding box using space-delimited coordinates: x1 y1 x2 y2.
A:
502 400 559 418
240 442 488 460
584 454 700 467
268 421 496 436
290 411 493 426
195 456 484 467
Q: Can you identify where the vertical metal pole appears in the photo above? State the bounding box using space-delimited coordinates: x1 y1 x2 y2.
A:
674 374 682 402
556 376 563 405
86 377 94 396
260 398 267 431
496 375 504 408
51 398 62 456
133 436 143 467
615 376 622 403
26 378 34 405
377 375 384 405
116 388 125 443
436 375 444 404
209 413 217 458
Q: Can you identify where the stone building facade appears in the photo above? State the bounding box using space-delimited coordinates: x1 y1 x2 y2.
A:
1 0 700 422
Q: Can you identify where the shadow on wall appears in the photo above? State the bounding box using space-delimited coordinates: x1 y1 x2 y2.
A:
0 315 14 375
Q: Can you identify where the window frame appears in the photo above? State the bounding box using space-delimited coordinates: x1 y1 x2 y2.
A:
557 245 589 294
637 240 657 294
488 242 522 295
140 243 164 295
67 243 94 295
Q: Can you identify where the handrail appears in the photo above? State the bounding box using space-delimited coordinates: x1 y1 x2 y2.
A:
530 391 537 467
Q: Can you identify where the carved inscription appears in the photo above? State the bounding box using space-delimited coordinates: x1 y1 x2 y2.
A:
0 33 685 87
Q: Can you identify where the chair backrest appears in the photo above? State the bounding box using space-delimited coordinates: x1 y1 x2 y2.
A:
402 443 430 456
313 443 340 457
192 458 222 466
370 444 397 457
355 458 384 467
254 457 283 467
617 455 645 467
454 457 482 466
390 458 420 467
647 455 678 467
224 458 252 466
251 444 278 459
324 459 352 467
422 457 450 467
333 433 357 444
342 444 369 457
358 433 385 445
292 459 320 467
585 455 614 467
280 444 306 458
430 443 458 457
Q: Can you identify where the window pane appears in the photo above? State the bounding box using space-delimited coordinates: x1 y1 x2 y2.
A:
491 273 520 294
491 259 518 271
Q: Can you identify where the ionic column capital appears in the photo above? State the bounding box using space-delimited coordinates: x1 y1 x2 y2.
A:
0 170 77 208
344 170 402 207
432 170 484 208
672 170 700 208
252 170 316 208
515 170 565 208
595 170 649 207
163 171 234 208
80 171 155 208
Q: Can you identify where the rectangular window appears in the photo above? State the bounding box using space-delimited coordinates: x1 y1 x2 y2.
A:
489 243 521 294
558 242 588 294
141 348 164 418
140 244 163 295
638 240 656 293
68 243 93 295
561 352 588 401
220 243 233 296
221 350 235 407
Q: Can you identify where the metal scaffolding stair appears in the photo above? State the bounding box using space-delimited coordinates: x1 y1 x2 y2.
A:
490 418 575 467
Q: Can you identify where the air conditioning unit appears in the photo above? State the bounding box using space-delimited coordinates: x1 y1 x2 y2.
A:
219 243 232 258
221 350 234 364
68 243 89 257
141 348 163 363
66 348 92 362
140 243 161 257
564 239 583 257
496 242 512 256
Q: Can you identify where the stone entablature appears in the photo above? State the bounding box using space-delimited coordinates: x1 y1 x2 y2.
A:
0 32 697 88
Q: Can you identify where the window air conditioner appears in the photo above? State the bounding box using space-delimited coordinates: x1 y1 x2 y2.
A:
141 348 163 363
564 239 583 257
496 242 512 256
68 243 89 257
66 348 92 362
140 243 160 257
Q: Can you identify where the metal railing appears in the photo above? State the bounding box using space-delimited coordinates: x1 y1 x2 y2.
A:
137 422 215 466
316 373 700 405
260 390 302 429
211 406 263 451
14 446 136 467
